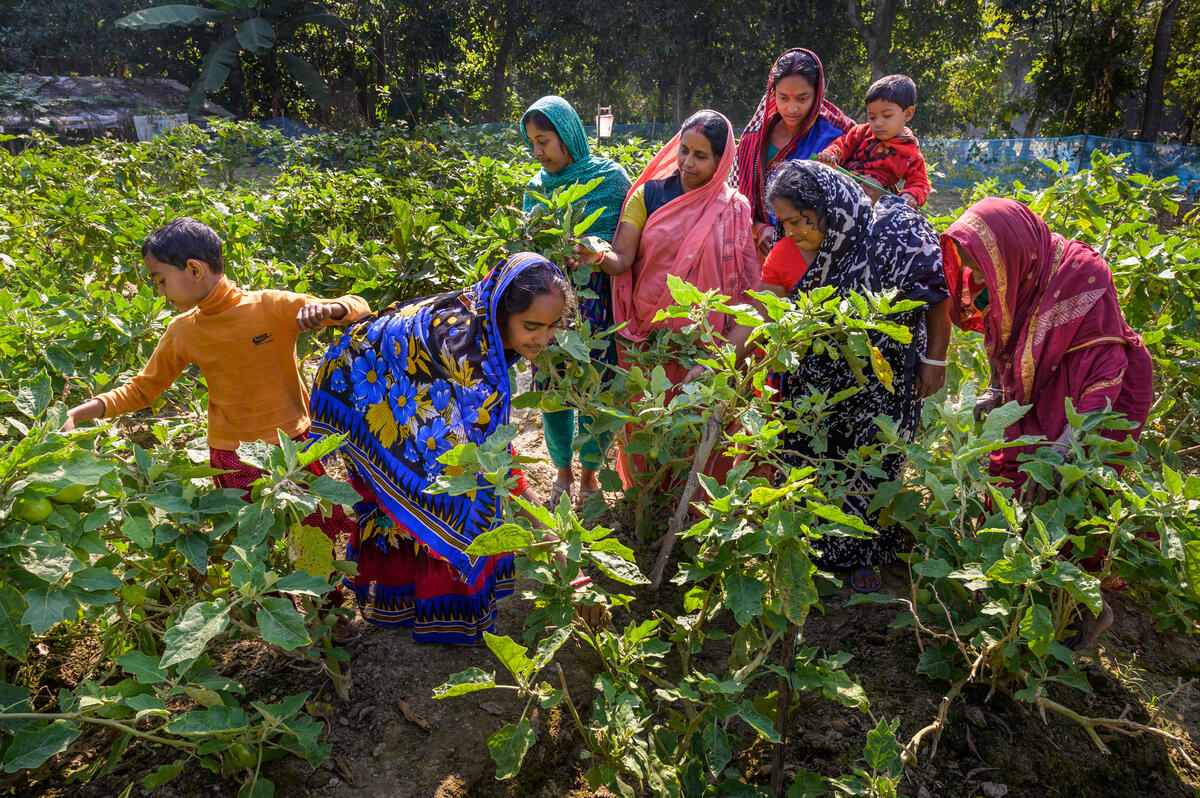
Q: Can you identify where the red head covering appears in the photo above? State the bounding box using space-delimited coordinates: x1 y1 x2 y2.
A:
733 48 856 224
939 198 1143 407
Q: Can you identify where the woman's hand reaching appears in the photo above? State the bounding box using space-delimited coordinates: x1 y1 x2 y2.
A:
974 387 1005 423
914 361 946 399
567 241 604 269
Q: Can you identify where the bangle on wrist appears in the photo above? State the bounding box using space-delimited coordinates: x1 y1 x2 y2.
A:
919 356 947 367
570 575 592 589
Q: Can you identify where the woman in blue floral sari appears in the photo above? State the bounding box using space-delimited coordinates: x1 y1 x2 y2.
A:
309 253 578 644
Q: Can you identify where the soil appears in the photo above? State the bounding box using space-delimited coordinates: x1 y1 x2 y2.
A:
5 398 1199 798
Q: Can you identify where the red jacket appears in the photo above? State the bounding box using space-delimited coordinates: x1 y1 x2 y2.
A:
822 123 930 206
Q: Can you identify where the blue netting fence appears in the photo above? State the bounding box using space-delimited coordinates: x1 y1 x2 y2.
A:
182 118 1200 199
570 127 1200 198
921 135 1200 198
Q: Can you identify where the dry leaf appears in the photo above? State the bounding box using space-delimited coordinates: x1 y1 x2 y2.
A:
333 756 358 787
397 698 432 732
478 700 506 716
306 700 336 722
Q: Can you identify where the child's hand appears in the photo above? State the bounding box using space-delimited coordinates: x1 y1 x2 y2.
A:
816 151 837 166
902 194 918 209
62 398 104 432
296 302 344 330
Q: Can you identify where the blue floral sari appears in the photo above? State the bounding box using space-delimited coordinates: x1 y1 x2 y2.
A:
309 253 554 643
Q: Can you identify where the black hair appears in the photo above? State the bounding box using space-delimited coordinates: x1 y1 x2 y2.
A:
765 161 829 233
496 261 574 332
523 110 557 134
865 74 917 109
141 217 224 273
679 110 729 158
770 49 821 93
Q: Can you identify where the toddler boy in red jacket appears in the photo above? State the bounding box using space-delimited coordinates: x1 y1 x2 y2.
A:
817 74 930 207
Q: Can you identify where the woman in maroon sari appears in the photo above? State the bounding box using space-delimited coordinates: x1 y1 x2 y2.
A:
940 198 1154 490
942 198 1154 647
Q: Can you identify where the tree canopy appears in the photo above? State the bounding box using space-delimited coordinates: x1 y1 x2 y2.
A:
1 0 1196 142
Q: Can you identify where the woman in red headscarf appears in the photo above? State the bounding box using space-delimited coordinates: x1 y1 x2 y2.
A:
940 198 1154 492
734 48 856 260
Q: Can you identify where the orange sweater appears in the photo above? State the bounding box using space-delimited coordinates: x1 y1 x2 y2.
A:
95 277 370 449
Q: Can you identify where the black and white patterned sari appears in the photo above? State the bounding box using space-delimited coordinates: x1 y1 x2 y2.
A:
779 162 948 568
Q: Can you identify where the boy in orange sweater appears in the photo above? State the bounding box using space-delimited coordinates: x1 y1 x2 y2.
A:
65 218 370 623
817 74 930 207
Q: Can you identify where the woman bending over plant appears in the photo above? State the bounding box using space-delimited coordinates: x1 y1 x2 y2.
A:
520 96 632 508
768 160 951 593
573 110 760 487
941 198 1154 496
308 253 597 644
940 198 1155 646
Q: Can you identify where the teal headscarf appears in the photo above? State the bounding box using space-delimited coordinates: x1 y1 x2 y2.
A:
520 96 631 243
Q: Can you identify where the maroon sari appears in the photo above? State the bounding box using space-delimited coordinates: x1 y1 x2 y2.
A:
940 198 1154 486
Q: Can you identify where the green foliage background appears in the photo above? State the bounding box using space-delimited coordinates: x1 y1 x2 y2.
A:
1 0 1198 141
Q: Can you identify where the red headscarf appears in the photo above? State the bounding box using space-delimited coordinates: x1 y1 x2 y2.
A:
733 48 856 224
940 198 1144 410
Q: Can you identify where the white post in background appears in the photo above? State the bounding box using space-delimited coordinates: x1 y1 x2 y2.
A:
595 105 613 147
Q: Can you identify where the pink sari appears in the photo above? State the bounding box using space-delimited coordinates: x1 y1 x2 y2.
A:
611 113 759 488
611 116 759 345
940 198 1153 485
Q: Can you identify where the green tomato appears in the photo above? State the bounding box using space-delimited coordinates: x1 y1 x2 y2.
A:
913 587 933 604
225 743 257 771
14 497 53 524
51 484 86 504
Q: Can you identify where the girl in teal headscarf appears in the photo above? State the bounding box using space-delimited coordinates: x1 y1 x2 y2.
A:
521 95 632 506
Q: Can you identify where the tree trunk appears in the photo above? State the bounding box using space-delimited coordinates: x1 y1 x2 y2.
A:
1092 16 1120 135
363 27 386 125
486 14 517 122
1139 0 1180 142
269 53 283 118
845 0 899 82
673 51 689 127
220 19 245 117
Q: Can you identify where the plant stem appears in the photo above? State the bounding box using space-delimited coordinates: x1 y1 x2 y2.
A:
0 712 198 750
770 621 798 795
555 662 593 749
649 402 726 588
902 648 988 766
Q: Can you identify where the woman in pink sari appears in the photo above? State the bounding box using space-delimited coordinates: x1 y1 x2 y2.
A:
940 198 1154 491
572 110 759 486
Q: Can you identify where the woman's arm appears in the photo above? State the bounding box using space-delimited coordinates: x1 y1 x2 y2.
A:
915 297 951 399
579 221 641 276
